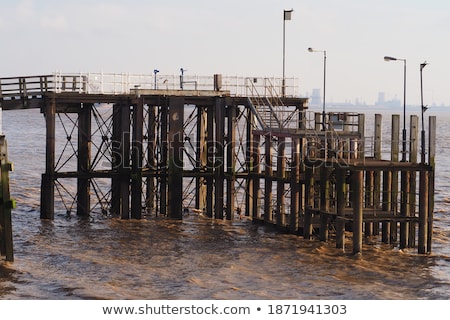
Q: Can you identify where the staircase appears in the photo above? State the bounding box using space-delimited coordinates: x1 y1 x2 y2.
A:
245 78 283 130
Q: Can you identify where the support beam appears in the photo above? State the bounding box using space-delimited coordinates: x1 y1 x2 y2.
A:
77 103 92 217
131 99 144 219
352 170 364 254
167 97 184 219
40 96 56 219
226 104 237 220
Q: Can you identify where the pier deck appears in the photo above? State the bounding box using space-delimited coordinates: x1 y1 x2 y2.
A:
0 73 436 255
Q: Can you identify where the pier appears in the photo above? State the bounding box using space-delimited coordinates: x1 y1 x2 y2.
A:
0 72 436 255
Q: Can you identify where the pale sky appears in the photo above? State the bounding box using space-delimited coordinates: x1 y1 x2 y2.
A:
1 0 449 106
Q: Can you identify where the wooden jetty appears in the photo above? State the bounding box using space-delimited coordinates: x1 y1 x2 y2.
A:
0 73 436 255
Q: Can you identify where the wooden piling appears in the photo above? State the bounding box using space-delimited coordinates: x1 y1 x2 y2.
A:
0 136 13 261
303 164 314 239
276 137 286 227
195 105 207 214
390 114 400 243
408 115 418 247
319 165 330 241
226 103 237 220
336 167 346 250
289 137 300 233
427 116 436 253
214 97 225 220
245 107 254 218
131 99 144 219
205 104 214 218
352 170 364 254
77 103 92 217
264 134 273 222
167 97 184 219
418 169 429 254
145 105 157 214
251 134 261 220
40 96 56 219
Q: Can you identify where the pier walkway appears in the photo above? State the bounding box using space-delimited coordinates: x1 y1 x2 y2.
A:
0 72 436 255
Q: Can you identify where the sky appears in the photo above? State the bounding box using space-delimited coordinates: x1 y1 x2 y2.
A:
1 0 449 106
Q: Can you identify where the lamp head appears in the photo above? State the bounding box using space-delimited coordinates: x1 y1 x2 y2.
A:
384 56 397 62
420 61 428 71
308 47 314 52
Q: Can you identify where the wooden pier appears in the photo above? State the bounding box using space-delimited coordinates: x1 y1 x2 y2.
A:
0 73 436 255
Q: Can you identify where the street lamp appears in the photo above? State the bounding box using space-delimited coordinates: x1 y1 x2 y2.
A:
420 61 428 164
384 55 407 161
308 47 327 131
153 69 159 90
282 9 293 97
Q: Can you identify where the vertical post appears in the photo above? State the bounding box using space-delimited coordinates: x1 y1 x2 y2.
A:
214 98 225 220
206 103 215 218
0 136 14 261
160 103 168 216
357 114 365 159
118 103 131 219
252 134 261 220
382 170 392 243
418 169 429 254
336 167 346 250
167 97 184 219
303 164 314 239
276 137 286 227
196 105 207 213
319 165 330 241
131 99 144 219
245 107 254 217
77 103 92 217
391 114 400 242
373 114 383 235
409 115 419 246
352 170 364 254
290 137 300 233
427 116 436 253
399 169 410 249
40 96 56 219
146 105 157 214
226 103 236 220
264 134 273 223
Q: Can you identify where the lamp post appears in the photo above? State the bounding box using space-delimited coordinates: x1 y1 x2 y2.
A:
384 55 407 161
420 61 428 164
282 9 293 97
153 69 159 90
308 47 327 131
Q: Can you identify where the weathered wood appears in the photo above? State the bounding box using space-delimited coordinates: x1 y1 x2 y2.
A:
40 96 56 219
264 134 273 222
336 167 346 250
408 115 418 247
427 116 436 253
391 114 400 243
77 103 91 217
226 104 237 220
214 97 225 220
195 105 207 214
276 137 286 227
131 99 144 219
252 134 261 220
289 137 300 233
0 136 14 261
352 170 364 254
167 97 184 219
319 165 331 241
418 170 429 254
